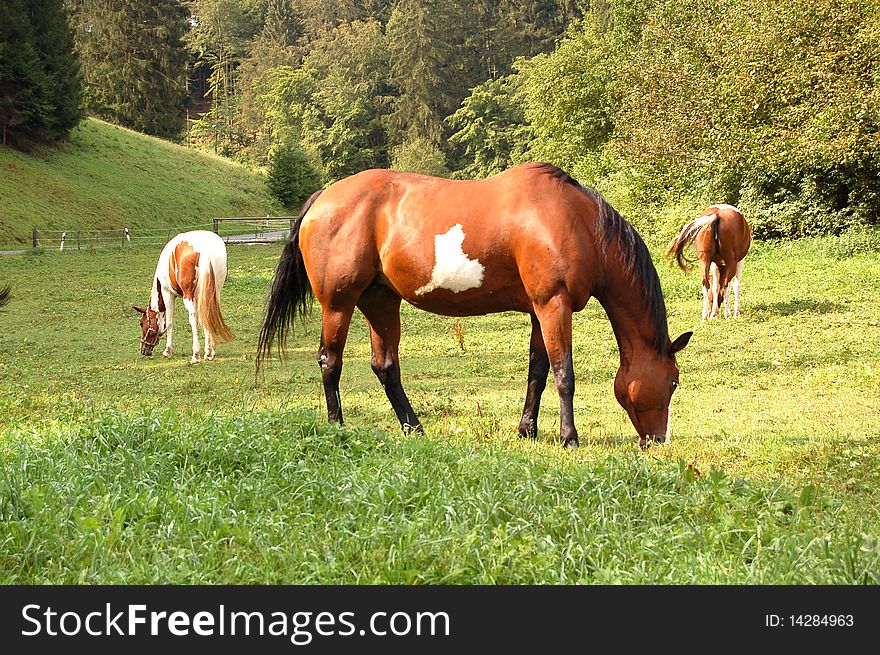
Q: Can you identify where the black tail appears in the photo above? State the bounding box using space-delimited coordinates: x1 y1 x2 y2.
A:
256 190 323 374
0 285 10 310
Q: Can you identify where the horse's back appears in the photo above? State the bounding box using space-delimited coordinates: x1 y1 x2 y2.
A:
159 230 229 293
299 165 599 314
709 205 751 262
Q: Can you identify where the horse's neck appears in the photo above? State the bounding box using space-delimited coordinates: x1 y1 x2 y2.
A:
594 273 660 364
149 281 161 312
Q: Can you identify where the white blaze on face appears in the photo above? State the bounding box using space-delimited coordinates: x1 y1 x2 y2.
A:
414 224 485 296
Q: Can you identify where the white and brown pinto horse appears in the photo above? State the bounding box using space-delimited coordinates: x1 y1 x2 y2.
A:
134 230 234 362
669 205 751 320
258 163 692 449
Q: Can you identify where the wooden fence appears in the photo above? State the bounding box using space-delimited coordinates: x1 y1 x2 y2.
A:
30 217 297 251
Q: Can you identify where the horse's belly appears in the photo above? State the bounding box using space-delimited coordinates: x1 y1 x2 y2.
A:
400 285 530 316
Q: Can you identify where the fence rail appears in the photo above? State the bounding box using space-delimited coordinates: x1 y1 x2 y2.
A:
29 217 297 251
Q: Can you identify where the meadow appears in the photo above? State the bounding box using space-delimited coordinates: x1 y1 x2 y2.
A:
0 235 878 583
0 119 283 249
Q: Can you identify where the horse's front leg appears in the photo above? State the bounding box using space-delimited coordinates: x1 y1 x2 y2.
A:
162 293 174 358
535 297 578 449
185 298 200 363
519 314 550 440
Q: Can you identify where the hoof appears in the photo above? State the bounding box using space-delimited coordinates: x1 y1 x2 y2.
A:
563 437 579 451
191 354 201 364
205 352 215 361
162 349 172 358
518 419 538 440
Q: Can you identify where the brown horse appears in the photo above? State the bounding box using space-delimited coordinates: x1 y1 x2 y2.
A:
669 205 751 320
258 163 691 449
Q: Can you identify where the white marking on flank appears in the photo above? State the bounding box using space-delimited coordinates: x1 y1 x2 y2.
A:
415 224 485 296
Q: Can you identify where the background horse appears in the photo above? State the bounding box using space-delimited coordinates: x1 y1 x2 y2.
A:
669 205 751 319
134 230 234 362
258 163 691 449
0 285 9 310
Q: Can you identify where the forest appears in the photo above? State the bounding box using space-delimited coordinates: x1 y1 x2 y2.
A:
3 0 879 236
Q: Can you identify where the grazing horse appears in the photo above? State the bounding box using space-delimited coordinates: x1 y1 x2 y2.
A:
669 205 751 320
257 163 692 449
134 230 234 362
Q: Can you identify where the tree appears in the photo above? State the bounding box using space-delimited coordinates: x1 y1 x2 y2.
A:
71 0 189 139
186 0 264 151
390 137 449 177
236 0 302 158
0 0 82 146
385 0 462 145
266 139 321 206
447 75 532 178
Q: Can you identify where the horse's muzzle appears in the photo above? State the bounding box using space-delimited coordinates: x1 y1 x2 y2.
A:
141 344 155 356
639 434 666 449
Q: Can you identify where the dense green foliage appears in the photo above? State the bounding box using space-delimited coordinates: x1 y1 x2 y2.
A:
69 0 190 139
506 0 880 236
0 0 82 147
266 140 321 206
183 0 578 181
1 236 879 582
0 118 282 247
9 0 877 233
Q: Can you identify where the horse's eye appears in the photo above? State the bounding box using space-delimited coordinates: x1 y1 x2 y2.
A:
672 380 680 390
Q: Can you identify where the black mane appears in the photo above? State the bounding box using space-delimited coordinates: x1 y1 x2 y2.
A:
531 163 670 354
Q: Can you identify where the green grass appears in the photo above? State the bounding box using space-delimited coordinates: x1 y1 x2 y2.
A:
0 119 283 248
0 235 879 583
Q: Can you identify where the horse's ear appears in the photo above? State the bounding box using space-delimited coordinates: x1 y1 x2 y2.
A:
669 331 693 355
156 279 166 313
132 305 146 315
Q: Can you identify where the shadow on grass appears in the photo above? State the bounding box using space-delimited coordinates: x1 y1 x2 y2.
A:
747 299 845 321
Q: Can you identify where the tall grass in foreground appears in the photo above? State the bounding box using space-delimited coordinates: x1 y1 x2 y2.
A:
1 410 876 584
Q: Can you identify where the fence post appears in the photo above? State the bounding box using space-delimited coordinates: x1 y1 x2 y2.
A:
213 218 219 235
76 231 81 250
32 228 39 248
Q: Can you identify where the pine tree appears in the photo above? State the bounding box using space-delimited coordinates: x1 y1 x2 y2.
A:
71 0 189 139
0 0 82 146
31 0 83 141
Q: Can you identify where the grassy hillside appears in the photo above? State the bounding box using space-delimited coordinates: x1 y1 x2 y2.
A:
0 235 878 582
0 119 283 248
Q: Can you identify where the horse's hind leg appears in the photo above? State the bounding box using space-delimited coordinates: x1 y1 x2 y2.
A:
709 263 723 319
732 259 745 318
699 256 712 321
203 324 215 360
518 314 550 440
534 297 578 449
185 299 201 363
357 285 421 432
318 304 355 424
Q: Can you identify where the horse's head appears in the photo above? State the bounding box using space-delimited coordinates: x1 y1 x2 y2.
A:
133 279 166 356
614 331 692 448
